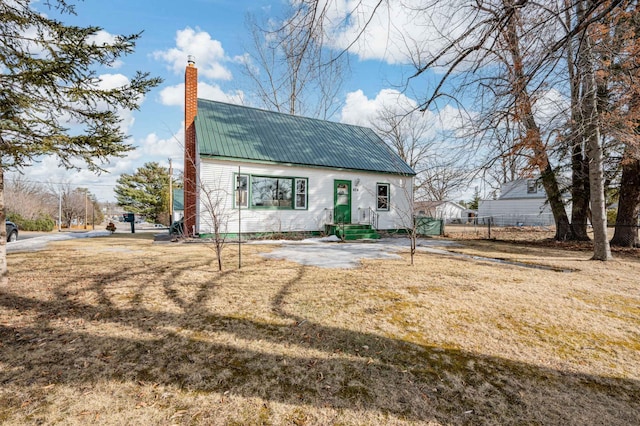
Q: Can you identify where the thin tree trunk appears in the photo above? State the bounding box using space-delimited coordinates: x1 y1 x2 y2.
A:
565 1 591 241
504 5 572 240
0 166 8 285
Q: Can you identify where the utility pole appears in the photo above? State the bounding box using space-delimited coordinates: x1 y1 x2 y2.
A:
168 158 173 225
238 165 241 269
58 189 62 232
84 190 88 230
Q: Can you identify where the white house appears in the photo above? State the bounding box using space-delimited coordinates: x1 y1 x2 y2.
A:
414 200 472 223
478 178 571 226
182 58 416 239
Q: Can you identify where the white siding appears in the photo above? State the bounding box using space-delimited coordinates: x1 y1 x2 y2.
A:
499 179 545 199
198 159 413 234
478 198 555 226
437 202 465 222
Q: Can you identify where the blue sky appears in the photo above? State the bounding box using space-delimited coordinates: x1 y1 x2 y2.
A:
12 0 466 202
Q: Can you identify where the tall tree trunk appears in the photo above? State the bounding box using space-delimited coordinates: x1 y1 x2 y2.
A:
570 145 591 240
504 4 572 240
582 55 611 259
577 1 611 260
611 155 640 247
0 166 7 285
565 1 591 241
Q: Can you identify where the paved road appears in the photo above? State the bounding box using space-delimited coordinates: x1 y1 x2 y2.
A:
7 230 111 253
12 231 56 241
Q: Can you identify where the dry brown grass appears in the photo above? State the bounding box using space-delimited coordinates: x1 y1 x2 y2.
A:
1 234 639 425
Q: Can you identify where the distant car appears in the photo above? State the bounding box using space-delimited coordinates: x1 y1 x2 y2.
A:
6 220 18 242
153 224 165 228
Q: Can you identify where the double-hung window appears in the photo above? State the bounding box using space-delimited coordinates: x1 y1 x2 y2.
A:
235 174 249 208
294 178 307 209
377 183 390 211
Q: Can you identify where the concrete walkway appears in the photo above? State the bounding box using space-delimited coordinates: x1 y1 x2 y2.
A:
251 237 461 269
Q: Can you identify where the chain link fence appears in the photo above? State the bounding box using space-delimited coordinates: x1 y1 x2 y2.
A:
445 216 639 247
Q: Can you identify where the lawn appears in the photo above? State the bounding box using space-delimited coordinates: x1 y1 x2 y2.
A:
1 234 639 425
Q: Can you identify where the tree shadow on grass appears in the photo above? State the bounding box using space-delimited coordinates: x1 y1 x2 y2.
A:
0 261 639 425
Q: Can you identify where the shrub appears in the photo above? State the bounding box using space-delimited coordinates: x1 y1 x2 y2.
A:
6 213 56 232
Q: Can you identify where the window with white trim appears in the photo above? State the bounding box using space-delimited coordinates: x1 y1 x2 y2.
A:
294 178 307 209
236 174 309 209
377 183 390 211
235 174 248 208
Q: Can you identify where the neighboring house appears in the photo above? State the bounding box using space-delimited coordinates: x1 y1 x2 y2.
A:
172 188 184 223
478 178 571 226
182 58 416 238
414 200 472 224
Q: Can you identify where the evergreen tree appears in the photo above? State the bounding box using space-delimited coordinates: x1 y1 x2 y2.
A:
468 188 481 211
0 0 161 280
115 162 170 224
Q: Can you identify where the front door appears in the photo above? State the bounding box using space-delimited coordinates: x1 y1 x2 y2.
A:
334 180 351 223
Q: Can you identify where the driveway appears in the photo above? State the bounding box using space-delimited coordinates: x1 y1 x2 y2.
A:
6 230 111 253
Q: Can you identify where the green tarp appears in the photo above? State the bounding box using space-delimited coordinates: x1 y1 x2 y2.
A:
415 216 444 236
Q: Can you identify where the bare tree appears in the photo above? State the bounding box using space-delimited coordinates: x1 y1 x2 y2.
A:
417 163 470 201
370 104 433 171
577 7 611 260
243 3 347 119
55 184 89 229
4 175 56 220
198 176 232 272
281 0 634 259
370 102 470 201
601 1 640 248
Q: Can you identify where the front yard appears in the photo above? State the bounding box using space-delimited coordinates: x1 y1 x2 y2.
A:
1 235 639 425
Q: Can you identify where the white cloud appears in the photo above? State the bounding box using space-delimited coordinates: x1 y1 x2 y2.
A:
340 88 423 126
158 82 244 107
340 88 469 138
88 29 117 46
316 0 480 67
93 73 139 133
137 130 184 160
153 27 233 80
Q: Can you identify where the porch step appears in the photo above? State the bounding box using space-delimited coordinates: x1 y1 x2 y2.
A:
328 224 380 241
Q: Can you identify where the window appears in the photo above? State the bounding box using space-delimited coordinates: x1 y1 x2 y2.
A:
236 174 308 209
294 178 307 209
235 174 248 208
377 183 390 211
526 179 537 194
251 176 293 208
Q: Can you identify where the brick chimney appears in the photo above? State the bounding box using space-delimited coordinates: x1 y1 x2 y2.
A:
184 55 197 237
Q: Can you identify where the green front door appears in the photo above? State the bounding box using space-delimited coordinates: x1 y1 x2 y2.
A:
334 180 351 223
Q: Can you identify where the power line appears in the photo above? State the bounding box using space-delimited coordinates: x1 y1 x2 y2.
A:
6 178 117 187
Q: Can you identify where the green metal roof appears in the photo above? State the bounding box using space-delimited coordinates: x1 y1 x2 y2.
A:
194 99 416 175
